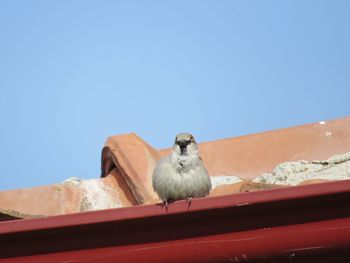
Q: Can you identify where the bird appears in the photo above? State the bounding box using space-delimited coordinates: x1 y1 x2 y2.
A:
152 133 212 206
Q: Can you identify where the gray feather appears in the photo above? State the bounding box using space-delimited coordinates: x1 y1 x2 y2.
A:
152 133 211 202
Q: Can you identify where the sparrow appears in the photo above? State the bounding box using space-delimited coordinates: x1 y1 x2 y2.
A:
152 133 212 206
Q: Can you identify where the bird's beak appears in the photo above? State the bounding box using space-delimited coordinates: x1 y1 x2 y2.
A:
178 140 188 154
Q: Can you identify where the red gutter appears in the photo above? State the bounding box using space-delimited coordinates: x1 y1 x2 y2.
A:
1 180 350 262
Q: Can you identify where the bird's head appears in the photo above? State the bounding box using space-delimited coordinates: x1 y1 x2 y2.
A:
173 133 198 156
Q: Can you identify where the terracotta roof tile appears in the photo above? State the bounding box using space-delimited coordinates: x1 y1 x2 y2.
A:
1 116 350 219
101 133 161 204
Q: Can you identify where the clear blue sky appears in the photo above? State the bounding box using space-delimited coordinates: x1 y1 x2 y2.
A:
0 1 349 191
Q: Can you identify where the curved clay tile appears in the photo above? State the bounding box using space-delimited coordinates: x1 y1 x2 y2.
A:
1 116 350 219
101 133 161 204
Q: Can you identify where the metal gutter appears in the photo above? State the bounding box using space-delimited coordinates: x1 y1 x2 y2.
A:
1 180 350 262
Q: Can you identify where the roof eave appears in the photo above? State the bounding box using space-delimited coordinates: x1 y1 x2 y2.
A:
1 179 350 262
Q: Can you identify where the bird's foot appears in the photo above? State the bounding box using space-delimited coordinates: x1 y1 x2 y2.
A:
186 197 192 211
162 200 169 212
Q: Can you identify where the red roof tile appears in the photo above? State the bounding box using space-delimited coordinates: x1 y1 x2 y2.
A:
1 116 350 219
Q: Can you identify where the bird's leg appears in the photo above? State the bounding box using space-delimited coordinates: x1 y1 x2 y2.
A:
162 200 169 212
186 197 192 211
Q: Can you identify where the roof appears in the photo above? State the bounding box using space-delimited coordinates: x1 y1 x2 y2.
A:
1 116 350 261
1 116 350 218
1 180 350 262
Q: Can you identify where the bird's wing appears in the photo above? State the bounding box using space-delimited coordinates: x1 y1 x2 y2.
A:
152 156 174 197
198 159 212 192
